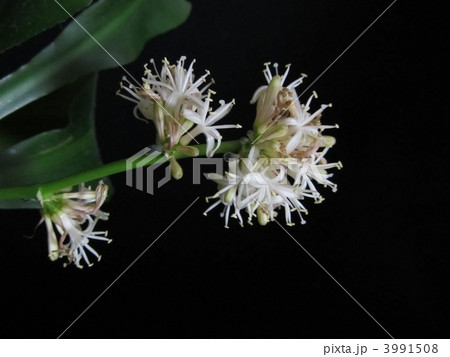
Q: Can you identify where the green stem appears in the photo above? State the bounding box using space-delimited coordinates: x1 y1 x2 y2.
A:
0 140 241 201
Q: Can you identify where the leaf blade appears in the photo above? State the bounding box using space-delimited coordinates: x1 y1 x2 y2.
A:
0 73 103 208
0 0 93 54
0 0 192 120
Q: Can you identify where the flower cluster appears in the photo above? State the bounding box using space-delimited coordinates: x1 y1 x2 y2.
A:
205 62 342 227
38 181 111 268
30 59 342 268
117 56 240 178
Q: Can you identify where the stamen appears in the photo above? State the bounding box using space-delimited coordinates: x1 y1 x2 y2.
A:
273 62 279 76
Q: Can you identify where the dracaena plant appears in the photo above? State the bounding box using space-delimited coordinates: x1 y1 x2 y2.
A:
0 1 341 269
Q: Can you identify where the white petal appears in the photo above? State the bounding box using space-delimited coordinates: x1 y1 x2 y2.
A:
250 85 267 104
285 131 302 154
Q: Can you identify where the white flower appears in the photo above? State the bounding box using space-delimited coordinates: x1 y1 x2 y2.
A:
249 62 338 160
203 61 341 227
117 56 212 120
251 62 305 103
205 147 309 227
142 57 211 116
204 155 246 228
277 91 335 154
38 181 111 268
180 90 240 157
250 62 306 132
287 147 343 203
117 56 213 152
118 56 240 170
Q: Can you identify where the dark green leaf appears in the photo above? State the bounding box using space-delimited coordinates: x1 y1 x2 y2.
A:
0 73 105 208
0 0 191 120
0 199 40 209
0 0 93 54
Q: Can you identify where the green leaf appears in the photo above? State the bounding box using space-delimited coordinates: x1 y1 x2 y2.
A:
0 0 93 54
0 0 192 120
0 73 103 209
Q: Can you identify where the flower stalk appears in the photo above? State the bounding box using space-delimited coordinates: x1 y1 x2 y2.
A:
0 141 242 202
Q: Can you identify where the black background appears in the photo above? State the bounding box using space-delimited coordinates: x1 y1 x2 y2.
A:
1 0 449 338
